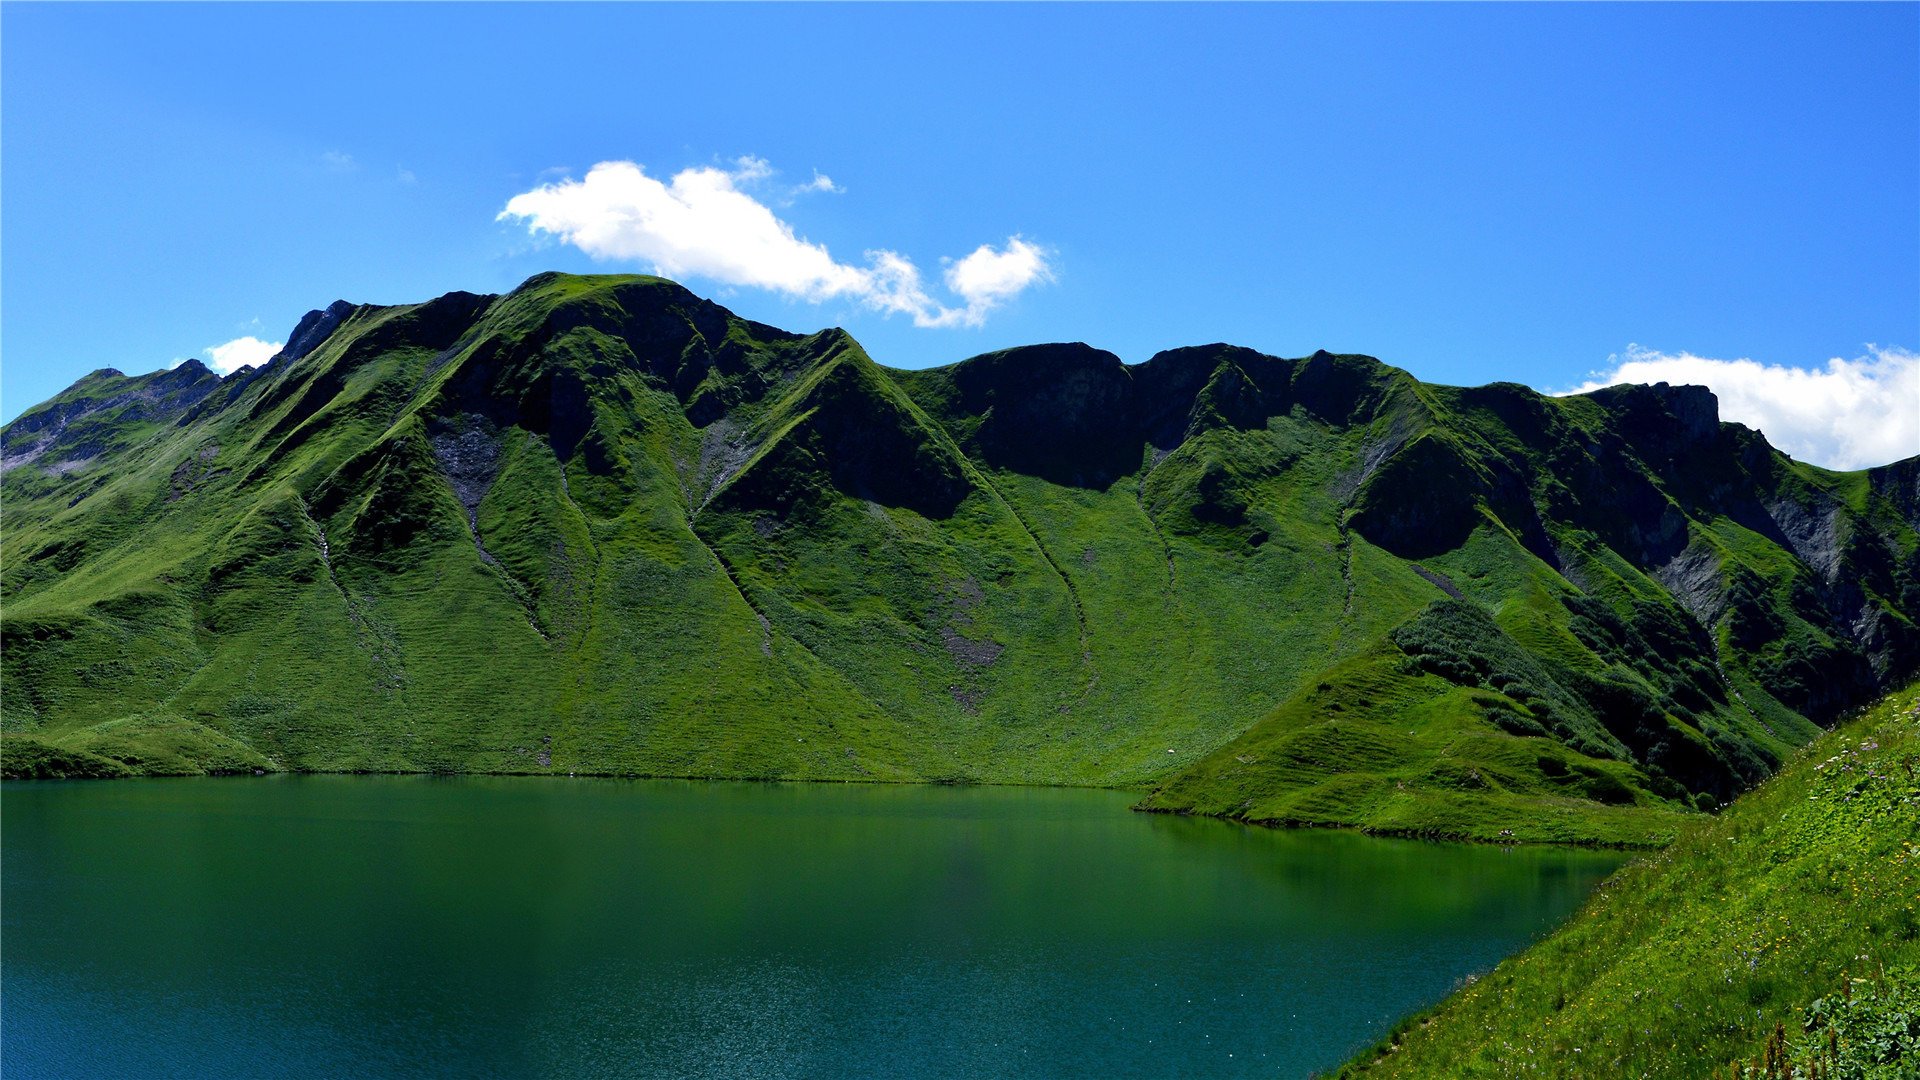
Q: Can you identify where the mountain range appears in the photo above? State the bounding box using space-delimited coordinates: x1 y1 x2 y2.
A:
5 273 1915 844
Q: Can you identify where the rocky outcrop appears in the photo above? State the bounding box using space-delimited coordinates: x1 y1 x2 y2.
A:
1 360 222 473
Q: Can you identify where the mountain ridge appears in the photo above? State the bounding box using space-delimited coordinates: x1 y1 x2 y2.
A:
4 272 1915 845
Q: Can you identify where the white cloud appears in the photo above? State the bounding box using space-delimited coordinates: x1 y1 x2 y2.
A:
1556 344 1920 470
947 238 1052 310
498 158 1050 328
320 150 357 173
203 336 285 375
397 165 418 185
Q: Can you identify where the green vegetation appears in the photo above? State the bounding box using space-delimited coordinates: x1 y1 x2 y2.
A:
3 273 1914 848
1339 681 1920 1077
1136 630 1698 848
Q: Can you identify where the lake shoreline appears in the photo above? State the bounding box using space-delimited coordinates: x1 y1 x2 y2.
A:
1131 802 1673 851
1 750 1675 850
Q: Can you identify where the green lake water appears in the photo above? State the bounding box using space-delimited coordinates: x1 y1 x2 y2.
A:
1 776 1624 1078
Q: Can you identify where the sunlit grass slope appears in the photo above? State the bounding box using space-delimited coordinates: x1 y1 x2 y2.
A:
1339 681 1920 1077
3 273 1915 846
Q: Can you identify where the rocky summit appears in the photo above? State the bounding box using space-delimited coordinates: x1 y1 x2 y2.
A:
4 272 1915 844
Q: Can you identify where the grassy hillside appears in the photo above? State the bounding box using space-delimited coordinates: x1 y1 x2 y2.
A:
1339 680 1920 1077
4 273 1916 846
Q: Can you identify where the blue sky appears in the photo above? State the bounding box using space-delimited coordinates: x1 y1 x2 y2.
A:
5 3 1916 466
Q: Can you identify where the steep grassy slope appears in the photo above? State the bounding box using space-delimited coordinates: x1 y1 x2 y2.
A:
1338 680 1920 1078
3 273 1915 845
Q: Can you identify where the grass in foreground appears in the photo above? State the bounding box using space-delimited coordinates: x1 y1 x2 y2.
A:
1337 681 1920 1078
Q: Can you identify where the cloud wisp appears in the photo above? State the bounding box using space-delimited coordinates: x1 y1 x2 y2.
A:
1557 344 1919 471
797 171 843 196
498 158 1051 328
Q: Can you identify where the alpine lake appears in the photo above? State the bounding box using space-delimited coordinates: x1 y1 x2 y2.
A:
2 776 1625 1078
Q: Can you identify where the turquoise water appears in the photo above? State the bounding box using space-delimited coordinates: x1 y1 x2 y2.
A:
1 777 1623 1077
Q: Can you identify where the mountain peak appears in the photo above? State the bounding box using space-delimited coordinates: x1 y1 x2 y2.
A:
275 299 360 366
1584 379 1722 451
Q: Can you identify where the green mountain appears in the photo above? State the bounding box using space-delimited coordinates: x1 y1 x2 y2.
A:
5 272 1916 844
1338 679 1920 1079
